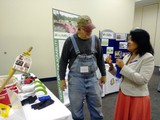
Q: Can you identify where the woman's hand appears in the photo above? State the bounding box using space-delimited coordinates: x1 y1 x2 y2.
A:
116 59 124 68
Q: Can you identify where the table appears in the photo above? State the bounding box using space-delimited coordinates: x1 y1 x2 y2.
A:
22 87 72 120
0 74 73 120
97 64 121 97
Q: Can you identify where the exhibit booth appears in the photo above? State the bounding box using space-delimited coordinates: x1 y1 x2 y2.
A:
99 29 129 97
53 6 129 104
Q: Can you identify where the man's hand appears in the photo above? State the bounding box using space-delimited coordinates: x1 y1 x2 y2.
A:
105 55 112 65
99 76 107 85
60 80 67 91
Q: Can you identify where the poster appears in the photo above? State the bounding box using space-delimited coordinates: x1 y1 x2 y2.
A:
100 29 129 63
53 9 79 104
13 54 32 73
116 33 127 41
101 39 109 46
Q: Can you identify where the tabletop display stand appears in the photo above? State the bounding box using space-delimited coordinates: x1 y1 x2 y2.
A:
0 47 33 119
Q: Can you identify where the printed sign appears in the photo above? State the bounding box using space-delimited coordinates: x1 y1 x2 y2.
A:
13 54 32 73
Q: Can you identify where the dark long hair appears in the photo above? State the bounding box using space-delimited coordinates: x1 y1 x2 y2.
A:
129 28 154 56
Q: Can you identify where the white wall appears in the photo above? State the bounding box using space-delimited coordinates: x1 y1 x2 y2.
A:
0 0 54 78
134 3 160 66
155 3 160 66
0 0 135 78
134 7 143 28
52 0 135 33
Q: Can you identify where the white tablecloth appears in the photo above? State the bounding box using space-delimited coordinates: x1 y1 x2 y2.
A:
0 74 73 120
22 87 72 120
97 64 121 97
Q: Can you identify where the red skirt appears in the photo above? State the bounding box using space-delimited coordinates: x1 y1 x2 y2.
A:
114 90 151 120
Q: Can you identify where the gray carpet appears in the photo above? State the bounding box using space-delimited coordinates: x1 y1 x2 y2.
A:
43 66 160 120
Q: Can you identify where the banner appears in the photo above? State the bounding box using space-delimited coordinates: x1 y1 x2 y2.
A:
52 9 79 104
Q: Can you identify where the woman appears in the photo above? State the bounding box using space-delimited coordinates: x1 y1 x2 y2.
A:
106 28 154 120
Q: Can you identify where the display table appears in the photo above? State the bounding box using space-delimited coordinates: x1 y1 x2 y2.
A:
22 87 72 120
0 74 73 120
97 64 121 97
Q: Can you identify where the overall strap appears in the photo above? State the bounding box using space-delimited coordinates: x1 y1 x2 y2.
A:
71 35 97 55
91 35 97 54
70 35 80 55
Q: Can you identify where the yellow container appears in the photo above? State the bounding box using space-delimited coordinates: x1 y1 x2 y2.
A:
0 103 10 118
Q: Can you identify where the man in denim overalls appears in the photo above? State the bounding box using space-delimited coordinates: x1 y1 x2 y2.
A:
59 15 106 120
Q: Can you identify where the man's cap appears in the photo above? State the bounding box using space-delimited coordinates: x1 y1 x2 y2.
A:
77 15 95 31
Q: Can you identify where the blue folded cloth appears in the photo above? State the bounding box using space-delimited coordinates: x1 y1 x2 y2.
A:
38 95 51 102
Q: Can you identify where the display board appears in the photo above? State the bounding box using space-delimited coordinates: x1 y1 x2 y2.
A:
52 8 79 104
99 29 129 63
99 29 129 96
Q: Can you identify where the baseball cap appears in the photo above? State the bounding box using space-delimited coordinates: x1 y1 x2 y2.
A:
77 15 96 32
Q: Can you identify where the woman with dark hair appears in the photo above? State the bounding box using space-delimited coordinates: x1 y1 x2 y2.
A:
106 28 154 120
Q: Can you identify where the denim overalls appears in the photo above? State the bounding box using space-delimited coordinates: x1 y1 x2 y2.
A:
68 35 103 120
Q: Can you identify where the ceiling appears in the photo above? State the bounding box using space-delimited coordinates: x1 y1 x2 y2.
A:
135 0 160 7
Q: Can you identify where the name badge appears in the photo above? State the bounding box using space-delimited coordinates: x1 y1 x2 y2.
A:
130 60 138 64
80 66 89 73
